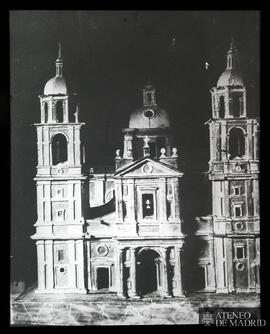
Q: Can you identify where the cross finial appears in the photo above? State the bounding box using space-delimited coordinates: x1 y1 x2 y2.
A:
58 42 61 57
56 42 63 62
228 37 237 53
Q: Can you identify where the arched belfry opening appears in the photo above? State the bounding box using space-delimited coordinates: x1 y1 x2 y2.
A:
229 127 245 159
52 133 68 165
44 102 48 123
231 93 241 118
56 100 64 123
219 96 225 118
136 249 161 296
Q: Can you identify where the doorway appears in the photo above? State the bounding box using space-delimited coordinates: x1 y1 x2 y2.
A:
137 249 160 296
97 267 109 290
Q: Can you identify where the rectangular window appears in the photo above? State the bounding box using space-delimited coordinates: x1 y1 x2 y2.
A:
142 193 154 218
235 246 245 259
234 186 241 196
220 197 223 216
234 205 242 217
56 209 65 221
58 250 64 261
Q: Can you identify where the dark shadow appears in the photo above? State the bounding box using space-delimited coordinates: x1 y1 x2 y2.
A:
181 171 212 294
86 196 115 219
183 236 210 292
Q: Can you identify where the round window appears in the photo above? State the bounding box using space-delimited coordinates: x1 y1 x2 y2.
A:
236 262 245 271
97 245 108 256
59 266 66 275
235 222 244 231
144 109 155 119
142 164 153 174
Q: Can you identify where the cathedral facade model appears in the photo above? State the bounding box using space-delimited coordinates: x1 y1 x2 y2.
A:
31 40 260 297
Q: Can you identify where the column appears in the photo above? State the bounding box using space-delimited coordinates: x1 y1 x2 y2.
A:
161 247 170 297
129 247 139 298
254 125 259 160
173 246 184 297
214 237 228 293
45 240 54 290
115 180 124 222
117 248 125 297
224 87 230 117
128 180 136 222
68 127 74 165
243 87 247 116
160 178 167 221
44 127 50 165
221 123 227 161
63 99 69 123
76 240 85 290
86 240 92 291
68 240 76 289
74 127 81 166
37 127 42 166
36 241 45 291
173 178 180 219
48 98 53 123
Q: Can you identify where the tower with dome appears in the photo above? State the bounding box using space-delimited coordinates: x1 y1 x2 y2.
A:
207 38 260 293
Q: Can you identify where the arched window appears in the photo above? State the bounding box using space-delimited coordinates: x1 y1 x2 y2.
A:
56 101 63 123
44 103 48 123
232 94 241 118
229 128 245 159
219 96 225 118
52 134 68 165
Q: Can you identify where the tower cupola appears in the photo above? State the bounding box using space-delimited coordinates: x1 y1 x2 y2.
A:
217 38 244 88
44 43 67 96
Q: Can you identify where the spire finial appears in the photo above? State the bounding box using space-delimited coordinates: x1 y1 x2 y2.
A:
226 37 239 70
55 42 63 76
58 42 62 59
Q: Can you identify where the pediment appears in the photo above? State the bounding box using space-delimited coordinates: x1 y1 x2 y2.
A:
114 157 182 178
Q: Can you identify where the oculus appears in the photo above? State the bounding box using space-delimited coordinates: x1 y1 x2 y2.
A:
144 109 155 119
142 164 153 174
97 244 109 256
235 262 245 271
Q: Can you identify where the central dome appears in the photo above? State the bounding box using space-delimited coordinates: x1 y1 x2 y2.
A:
129 82 170 129
129 105 170 128
44 75 67 96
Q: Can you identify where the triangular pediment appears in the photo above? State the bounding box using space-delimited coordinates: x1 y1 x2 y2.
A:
114 157 182 178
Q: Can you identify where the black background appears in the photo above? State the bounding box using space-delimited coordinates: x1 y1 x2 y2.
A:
10 10 259 287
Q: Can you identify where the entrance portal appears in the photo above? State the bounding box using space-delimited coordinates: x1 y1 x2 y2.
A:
137 249 160 296
97 267 109 290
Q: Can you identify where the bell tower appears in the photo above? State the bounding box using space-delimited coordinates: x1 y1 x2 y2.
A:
32 44 87 293
207 39 260 293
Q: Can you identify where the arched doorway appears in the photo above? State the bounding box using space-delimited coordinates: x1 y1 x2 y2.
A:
136 249 161 296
